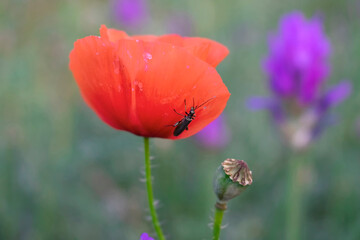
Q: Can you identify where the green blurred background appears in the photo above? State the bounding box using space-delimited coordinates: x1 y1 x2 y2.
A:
1 0 359 239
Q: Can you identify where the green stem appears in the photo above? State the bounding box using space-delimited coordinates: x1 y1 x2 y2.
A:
285 153 305 240
213 202 226 240
144 137 165 240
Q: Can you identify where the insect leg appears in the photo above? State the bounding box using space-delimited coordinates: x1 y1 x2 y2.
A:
166 121 180 127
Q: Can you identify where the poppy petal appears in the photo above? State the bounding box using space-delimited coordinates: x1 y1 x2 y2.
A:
100 25 229 67
126 41 230 138
183 37 229 67
155 35 230 67
100 24 129 42
69 36 135 132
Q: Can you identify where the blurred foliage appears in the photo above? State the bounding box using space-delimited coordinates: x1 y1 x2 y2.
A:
1 0 360 239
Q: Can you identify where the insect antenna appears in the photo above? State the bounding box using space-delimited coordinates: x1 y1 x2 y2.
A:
194 96 216 110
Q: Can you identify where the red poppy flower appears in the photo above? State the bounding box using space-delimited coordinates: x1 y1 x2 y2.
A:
69 25 230 139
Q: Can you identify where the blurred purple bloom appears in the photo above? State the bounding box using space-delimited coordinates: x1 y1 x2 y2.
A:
112 0 148 26
246 96 285 123
166 12 194 36
194 114 230 149
316 81 352 114
248 11 352 150
264 11 330 105
140 233 154 240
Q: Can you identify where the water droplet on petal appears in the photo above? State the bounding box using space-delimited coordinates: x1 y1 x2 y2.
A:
143 52 152 60
138 82 143 91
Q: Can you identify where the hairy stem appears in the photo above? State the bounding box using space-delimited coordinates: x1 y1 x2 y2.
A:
144 137 165 240
213 202 226 240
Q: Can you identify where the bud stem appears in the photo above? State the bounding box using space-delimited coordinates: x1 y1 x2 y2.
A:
213 202 227 240
144 137 165 240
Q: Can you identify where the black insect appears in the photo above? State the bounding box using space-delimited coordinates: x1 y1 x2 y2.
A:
171 97 215 136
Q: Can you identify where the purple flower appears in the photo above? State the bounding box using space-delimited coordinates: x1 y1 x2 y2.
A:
248 11 352 150
112 0 148 27
264 11 330 105
140 233 154 240
194 114 230 149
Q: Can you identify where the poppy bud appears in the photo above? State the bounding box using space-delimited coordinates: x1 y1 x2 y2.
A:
213 159 253 203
